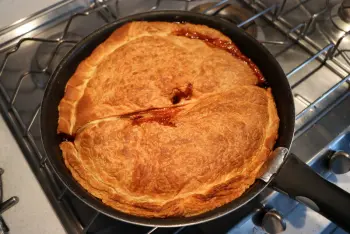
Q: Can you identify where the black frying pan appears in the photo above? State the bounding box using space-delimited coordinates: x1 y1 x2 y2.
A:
40 11 350 230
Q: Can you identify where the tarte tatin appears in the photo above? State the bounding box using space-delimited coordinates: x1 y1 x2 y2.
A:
58 22 279 218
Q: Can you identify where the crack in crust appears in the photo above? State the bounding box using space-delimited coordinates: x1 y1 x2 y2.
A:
58 22 280 218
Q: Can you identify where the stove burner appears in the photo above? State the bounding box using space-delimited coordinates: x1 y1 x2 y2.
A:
32 32 82 89
339 0 350 23
332 3 350 32
0 168 19 234
190 3 257 37
319 3 350 44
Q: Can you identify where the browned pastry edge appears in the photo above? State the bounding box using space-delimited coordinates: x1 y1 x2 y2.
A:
58 23 129 135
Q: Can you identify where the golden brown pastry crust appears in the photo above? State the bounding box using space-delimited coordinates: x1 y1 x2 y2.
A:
58 22 260 135
58 22 280 217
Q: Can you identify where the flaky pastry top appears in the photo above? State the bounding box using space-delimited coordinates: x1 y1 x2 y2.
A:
58 22 261 135
58 22 279 217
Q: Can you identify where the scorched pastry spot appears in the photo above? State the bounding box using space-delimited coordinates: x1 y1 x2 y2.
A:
58 21 279 217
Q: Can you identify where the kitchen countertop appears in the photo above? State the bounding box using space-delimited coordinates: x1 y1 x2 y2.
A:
0 115 65 234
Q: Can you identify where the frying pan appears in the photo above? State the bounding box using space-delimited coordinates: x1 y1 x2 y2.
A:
41 11 350 230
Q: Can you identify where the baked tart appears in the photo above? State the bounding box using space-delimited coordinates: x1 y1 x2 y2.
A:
58 22 279 217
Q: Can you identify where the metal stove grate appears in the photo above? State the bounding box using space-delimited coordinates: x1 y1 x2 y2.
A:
0 0 349 233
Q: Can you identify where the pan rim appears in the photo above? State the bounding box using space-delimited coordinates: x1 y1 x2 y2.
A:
40 10 294 227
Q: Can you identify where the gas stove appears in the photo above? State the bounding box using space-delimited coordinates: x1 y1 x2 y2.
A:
0 0 349 233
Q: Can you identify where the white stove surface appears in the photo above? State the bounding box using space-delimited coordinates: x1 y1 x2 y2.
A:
0 116 64 234
0 0 60 30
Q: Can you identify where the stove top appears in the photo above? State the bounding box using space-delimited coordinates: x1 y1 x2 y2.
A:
0 168 18 234
0 0 349 233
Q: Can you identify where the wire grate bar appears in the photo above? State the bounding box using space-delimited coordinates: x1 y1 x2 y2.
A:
276 0 310 19
296 75 350 120
260 40 286 45
182 0 205 11
1 38 81 140
275 0 287 18
290 23 305 34
298 0 330 38
10 105 28 131
0 83 9 103
0 39 77 88
260 20 305 45
57 187 68 201
62 4 110 38
93 0 118 21
150 0 161 11
44 40 78 72
328 31 350 59
40 157 48 168
294 91 350 139
201 0 229 14
10 71 44 105
146 227 158 234
83 212 100 233
286 44 334 78
26 132 44 160
237 4 278 28
295 94 312 106
339 49 350 66
0 38 58 77
25 104 41 135
173 227 186 234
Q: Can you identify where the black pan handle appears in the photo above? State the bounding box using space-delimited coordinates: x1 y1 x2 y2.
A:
270 153 350 232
